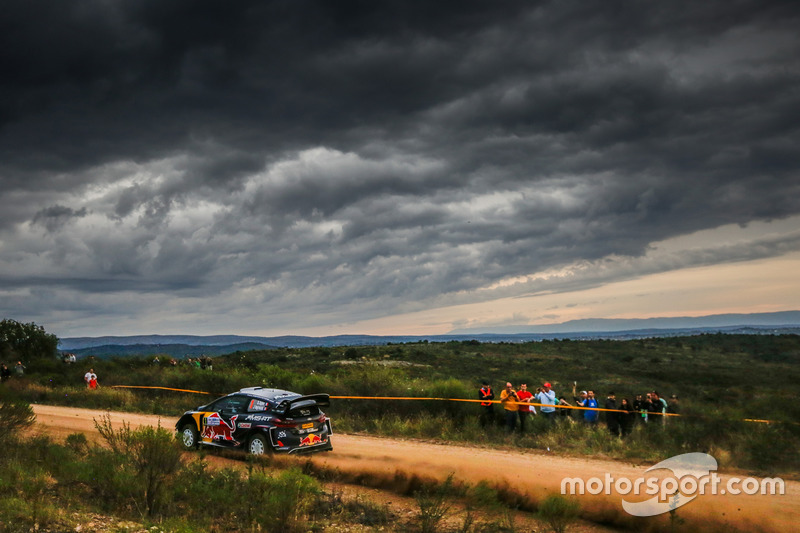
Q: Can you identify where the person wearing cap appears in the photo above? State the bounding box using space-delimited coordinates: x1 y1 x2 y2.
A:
478 380 495 427
572 382 588 420
516 383 536 432
536 382 558 423
500 382 520 433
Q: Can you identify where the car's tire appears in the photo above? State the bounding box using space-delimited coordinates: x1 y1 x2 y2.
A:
248 433 271 456
179 424 199 450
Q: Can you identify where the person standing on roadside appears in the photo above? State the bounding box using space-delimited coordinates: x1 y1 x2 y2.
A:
651 391 668 426
478 380 495 427
604 391 620 436
619 398 635 436
84 368 97 389
14 361 25 376
0 363 10 382
516 383 535 432
500 382 520 433
572 381 586 418
667 394 680 415
536 382 558 424
645 392 663 426
633 394 648 424
584 390 599 424
572 382 588 420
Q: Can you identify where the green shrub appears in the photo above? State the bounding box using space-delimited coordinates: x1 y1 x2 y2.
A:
295 372 332 395
335 494 393 526
266 467 321 529
169 461 320 532
65 432 89 455
0 462 60 532
414 474 455 533
0 400 35 440
94 414 184 516
256 364 298 390
537 494 580 533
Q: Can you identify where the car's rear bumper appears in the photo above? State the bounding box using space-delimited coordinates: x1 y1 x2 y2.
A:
287 440 333 455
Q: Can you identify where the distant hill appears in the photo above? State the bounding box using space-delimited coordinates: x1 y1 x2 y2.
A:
57 311 800 358
447 310 800 335
69 342 279 360
61 335 284 349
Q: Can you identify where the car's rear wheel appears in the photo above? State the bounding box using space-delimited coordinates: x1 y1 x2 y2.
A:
248 433 270 456
180 424 199 450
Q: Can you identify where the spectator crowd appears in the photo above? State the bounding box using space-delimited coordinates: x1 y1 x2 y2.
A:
479 380 680 435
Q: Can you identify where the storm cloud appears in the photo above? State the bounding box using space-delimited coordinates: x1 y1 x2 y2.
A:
1 0 799 335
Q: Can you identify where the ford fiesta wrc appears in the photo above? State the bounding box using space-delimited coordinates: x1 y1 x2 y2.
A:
176 387 333 455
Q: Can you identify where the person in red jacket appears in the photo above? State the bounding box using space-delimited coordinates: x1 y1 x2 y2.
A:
516 383 536 433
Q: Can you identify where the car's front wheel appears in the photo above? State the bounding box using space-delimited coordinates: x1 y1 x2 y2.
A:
179 424 199 450
248 433 271 456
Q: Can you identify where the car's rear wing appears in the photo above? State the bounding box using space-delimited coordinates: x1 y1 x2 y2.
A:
277 393 330 415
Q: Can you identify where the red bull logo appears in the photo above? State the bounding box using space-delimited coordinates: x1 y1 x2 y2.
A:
299 433 323 446
201 413 239 443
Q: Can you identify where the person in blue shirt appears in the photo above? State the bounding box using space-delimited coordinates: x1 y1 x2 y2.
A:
584 390 599 424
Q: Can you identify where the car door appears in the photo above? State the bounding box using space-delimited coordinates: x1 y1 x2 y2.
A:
199 395 250 448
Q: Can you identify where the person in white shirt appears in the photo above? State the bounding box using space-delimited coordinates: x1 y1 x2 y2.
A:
535 382 558 423
84 369 97 388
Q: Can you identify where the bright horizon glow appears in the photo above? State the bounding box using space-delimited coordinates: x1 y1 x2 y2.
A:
287 251 800 337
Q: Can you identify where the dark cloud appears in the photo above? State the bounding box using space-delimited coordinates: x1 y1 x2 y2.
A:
1 0 799 333
31 205 88 232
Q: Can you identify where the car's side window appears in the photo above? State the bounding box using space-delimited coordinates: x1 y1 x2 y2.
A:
207 396 247 413
224 396 251 414
206 398 228 411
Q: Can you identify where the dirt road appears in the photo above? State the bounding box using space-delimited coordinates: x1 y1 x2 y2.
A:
31 404 799 532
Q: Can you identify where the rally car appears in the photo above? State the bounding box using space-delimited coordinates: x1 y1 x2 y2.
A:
175 387 333 455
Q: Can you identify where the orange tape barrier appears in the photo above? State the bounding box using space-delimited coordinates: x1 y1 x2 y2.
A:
111 386 786 424
330 395 682 417
111 385 214 395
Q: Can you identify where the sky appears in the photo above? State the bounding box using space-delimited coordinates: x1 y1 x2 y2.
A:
1 0 799 338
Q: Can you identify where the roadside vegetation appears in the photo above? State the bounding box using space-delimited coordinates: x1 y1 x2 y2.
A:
0 397 579 532
5 332 800 475
3 323 798 531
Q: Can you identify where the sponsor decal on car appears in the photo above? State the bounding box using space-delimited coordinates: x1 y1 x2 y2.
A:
238 423 252 429
201 413 240 444
248 399 268 412
299 433 323 447
245 415 272 422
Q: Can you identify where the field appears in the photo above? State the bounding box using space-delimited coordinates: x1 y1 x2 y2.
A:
1 334 799 531
8 334 800 473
